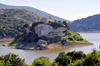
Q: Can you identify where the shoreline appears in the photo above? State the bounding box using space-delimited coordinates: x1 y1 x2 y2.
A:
0 38 14 42
47 42 93 50
4 42 93 50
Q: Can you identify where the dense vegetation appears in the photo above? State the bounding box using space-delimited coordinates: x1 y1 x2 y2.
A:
69 14 100 32
0 52 28 66
1 9 41 22
0 9 42 38
0 49 100 66
0 18 31 38
61 31 88 44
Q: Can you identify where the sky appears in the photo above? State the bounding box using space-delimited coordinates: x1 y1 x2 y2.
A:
1 0 100 21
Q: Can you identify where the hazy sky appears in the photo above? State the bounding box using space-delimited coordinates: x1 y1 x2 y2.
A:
1 0 100 21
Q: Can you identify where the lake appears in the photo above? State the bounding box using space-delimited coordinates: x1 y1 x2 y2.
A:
0 33 100 64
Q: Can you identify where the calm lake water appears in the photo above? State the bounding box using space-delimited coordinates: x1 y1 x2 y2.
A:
0 33 100 64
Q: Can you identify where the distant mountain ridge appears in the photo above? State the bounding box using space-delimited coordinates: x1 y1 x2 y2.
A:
69 14 100 32
0 3 70 22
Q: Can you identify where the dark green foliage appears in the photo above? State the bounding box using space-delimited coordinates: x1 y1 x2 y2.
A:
0 18 30 38
70 49 100 66
0 9 41 38
46 21 65 29
23 24 29 28
31 56 51 66
2 9 40 22
69 14 100 32
63 21 70 30
67 51 86 61
15 32 23 40
15 32 39 43
32 22 44 28
61 31 87 44
0 49 100 66
55 52 72 66
0 13 13 18
83 49 100 66
0 52 28 66
51 62 58 66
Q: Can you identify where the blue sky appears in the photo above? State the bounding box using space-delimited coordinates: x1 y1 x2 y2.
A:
1 0 100 21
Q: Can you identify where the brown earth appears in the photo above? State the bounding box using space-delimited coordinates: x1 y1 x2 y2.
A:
3 40 93 50
0 38 14 42
47 42 93 50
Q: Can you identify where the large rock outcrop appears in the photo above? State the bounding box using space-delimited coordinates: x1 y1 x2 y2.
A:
34 24 67 38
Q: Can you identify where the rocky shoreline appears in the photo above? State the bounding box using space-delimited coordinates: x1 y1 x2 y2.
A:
3 42 93 50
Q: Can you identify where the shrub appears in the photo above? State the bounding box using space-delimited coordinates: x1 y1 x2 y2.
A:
67 51 86 61
0 52 28 66
55 52 72 66
31 56 51 66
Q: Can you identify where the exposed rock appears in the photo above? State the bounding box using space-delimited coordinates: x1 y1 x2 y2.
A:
37 39 48 50
34 24 67 38
24 27 32 33
61 40 69 46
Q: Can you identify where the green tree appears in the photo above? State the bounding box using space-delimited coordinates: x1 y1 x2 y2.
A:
0 52 28 66
31 56 51 66
55 52 72 66
63 21 70 30
54 20 58 22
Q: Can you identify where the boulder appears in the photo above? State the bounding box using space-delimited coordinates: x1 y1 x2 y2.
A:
37 39 48 50
34 24 67 38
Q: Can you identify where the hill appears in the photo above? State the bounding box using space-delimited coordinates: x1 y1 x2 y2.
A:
69 14 100 32
1 9 40 22
0 3 70 22
7 21 89 50
0 13 31 38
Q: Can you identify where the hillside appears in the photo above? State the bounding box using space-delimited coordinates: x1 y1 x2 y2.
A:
0 13 31 38
1 9 40 22
0 3 70 22
69 14 100 32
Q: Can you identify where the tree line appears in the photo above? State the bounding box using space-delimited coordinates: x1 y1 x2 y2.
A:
0 49 100 66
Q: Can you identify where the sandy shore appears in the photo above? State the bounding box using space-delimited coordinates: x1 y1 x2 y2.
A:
0 38 14 42
47 42 93 50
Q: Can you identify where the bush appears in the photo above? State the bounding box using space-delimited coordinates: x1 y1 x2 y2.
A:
0 52 28 66
31 56 51 66
55 52 72 66
0 60 12 66
83 49 100 66
67 51 86 61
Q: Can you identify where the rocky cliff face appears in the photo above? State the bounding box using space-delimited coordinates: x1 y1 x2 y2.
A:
34 24 67 38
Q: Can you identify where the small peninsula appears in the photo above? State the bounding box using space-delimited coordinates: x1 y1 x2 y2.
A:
5 21 93 50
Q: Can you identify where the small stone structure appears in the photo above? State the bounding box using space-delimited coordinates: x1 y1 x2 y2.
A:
40 17 52 22
37 39 48 50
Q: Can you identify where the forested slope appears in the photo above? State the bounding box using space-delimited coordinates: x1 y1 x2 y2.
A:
69 14 100 32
